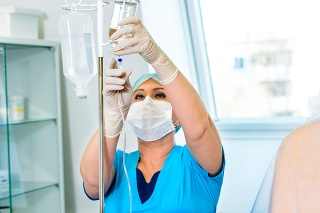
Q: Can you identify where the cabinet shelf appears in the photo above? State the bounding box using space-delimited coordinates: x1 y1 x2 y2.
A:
0 118 56 127
0 38 64 212
0 182 58 201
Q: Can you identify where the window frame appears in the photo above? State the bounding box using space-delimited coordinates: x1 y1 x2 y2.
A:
183 0 308 132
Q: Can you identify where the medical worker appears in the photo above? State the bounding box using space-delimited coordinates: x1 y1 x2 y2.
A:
80 16 225 212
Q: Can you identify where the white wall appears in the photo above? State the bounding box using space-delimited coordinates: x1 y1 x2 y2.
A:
0 1 147 212
0 1 305 213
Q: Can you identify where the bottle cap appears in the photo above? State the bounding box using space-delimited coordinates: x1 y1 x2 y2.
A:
76 87 89 99
10 95 24 102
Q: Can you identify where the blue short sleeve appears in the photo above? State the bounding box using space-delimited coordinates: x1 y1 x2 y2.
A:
182 145 225 190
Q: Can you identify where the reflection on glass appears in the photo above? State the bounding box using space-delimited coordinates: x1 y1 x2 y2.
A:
0 46 7 124
0 182 58 200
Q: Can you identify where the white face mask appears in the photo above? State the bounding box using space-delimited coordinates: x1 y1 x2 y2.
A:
126 96 175 141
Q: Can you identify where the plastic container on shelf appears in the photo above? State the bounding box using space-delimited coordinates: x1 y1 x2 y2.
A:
0 6 43 39
59 8 97 99
9 95 25 122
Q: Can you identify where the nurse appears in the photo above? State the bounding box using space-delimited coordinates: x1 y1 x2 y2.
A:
80 16 225 212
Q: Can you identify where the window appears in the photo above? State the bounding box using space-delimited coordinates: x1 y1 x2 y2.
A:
185 0 320 119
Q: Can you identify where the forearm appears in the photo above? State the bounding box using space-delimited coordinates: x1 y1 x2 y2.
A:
163 72 211 139
150 49 211 132
146 45 217 142
80 129 118 198
164 71 223 175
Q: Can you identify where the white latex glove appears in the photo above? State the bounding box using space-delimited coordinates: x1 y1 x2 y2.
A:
103 58 132 138
110 16 179 84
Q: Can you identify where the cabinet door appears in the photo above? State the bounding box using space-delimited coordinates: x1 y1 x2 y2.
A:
1 44 61 213
0 44 10 213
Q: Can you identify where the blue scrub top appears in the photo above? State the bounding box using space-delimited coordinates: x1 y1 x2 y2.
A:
102 145 225 212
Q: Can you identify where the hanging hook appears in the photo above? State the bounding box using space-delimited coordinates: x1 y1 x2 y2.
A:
62 0 108 11
70 3 78 12
64 0 83 7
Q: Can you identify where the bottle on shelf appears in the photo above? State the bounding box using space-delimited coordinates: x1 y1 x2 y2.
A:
8 95 25 122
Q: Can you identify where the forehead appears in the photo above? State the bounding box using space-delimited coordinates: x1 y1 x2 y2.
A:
135 78 163 91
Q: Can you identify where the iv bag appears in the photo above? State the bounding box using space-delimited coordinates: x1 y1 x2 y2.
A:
109 0 140 38
59 10 97 99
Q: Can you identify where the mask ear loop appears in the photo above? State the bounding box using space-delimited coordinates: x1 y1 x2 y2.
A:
173 120 179 127
117 62 132 213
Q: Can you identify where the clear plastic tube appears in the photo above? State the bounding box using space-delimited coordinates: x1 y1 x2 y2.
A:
121 113 132 213
117 59 132 213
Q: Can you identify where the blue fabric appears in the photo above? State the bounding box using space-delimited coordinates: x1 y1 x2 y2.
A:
98 145 225 212
136 168 160 204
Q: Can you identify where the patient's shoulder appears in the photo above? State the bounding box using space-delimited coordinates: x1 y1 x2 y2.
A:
285 119 320 141
278 119 320 157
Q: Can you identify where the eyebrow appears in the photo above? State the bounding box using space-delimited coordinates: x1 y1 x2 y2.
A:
134 87 164 94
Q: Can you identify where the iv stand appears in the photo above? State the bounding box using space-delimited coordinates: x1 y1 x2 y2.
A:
62 0 139 211
62 1 109 212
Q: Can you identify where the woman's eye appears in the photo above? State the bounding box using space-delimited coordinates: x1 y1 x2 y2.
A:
155 92 166 98
134 94 145 100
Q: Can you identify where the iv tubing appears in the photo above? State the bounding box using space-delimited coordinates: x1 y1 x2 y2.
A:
117 59 133 213
121 112 132 213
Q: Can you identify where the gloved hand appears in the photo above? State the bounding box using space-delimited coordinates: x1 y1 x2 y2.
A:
103 58 132 138
110 16 179 84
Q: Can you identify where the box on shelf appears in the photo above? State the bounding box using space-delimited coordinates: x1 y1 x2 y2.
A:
0 7 43 39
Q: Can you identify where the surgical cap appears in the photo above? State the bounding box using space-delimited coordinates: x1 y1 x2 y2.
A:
132 73 181 133
132 73 161 92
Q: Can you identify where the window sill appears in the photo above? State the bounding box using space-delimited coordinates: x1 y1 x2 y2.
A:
214 117 306 131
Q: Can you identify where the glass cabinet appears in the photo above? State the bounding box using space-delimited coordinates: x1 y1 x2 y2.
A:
0 37 64 213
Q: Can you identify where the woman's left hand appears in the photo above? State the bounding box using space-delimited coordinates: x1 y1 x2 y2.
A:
110 16 178 84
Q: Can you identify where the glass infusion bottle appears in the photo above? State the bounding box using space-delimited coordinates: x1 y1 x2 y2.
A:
109 0 140 38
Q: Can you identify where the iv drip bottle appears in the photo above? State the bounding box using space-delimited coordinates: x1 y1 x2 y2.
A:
59 9 97 99
109 0 140 38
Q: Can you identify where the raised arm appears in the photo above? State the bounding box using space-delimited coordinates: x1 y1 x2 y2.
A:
80 131 118 198
110 16 222 176
80 59 133 198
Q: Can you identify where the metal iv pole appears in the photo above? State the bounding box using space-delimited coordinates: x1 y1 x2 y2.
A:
97 1 105 212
